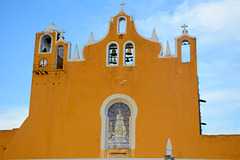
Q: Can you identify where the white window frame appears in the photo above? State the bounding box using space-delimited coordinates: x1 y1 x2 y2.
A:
106 41 119 67
123 41 135 66
38 34 53 54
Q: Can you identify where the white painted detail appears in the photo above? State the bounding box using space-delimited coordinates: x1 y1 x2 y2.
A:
150 28 159 41
100 94 138 149
181 24 188 35
166 138 173 155
130 15 134 21
67 42 71 60
120 2 125 10
165 41 172 57
68 44 84 62
88 32 95 44
43 23 59 33
120 80 126 84
110 16 113 22
132 21 163 57
58 30 65 42
69 16 112 62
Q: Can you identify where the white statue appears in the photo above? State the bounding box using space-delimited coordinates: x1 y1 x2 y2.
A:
113 108 127 138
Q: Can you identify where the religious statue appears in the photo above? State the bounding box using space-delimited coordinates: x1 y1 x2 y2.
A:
108 104 130 148
113 108 127 139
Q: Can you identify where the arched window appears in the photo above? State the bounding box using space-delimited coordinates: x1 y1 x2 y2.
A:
108 102 131 148
56 45 64 69
124 42 134 66
181 40 190 62
40 34 52 53
107 43 118 66
118 17 126 34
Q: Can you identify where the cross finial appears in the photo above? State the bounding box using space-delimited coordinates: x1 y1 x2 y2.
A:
58 29 66 41
181 24 188 34
120 2 125 10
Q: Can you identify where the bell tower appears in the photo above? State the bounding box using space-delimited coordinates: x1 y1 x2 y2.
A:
33 23 70 75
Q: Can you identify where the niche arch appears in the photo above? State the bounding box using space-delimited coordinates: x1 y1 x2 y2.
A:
100 94 138 149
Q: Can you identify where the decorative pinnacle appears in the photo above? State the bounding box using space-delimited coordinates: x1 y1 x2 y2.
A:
181 24 188 34
165 40 172 56
88 32 94 44
120 2 125 10
166 138 173 155
73 44 79 59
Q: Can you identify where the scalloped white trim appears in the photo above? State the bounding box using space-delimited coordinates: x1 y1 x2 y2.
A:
68 18 112 62
132 22 163 57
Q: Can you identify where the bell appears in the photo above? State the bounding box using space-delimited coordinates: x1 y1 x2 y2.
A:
113 58 117 64
111 49 117 56
126 48 132 55
109 58 113 64
126 58 130 62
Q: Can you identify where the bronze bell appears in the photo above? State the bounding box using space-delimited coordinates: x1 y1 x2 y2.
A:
111 49 117 56
109 58 113 64
113 58 117 64
126 48 132 55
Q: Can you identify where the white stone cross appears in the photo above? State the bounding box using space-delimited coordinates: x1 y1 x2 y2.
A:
120 2 125 10
181 24 188 34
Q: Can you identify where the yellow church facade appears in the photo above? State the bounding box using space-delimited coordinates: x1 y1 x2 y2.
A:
0 7 240 160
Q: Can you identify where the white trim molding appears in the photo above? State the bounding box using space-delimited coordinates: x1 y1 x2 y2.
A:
100 94 138 149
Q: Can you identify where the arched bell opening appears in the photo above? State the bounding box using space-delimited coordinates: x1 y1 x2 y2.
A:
181 39 190 62
124 42 134 66
39 34 52 53
118 17 126 34
107 42 119 66
55 45 64 69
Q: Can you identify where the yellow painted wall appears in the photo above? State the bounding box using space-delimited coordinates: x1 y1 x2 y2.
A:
0 129 18 160
1 11 240 160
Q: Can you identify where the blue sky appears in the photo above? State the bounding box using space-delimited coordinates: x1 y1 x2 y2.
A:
0 0 240 135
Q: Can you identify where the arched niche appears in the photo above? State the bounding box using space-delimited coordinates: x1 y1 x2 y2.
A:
100 94 138 149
